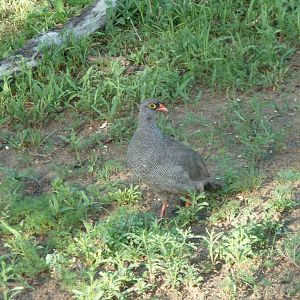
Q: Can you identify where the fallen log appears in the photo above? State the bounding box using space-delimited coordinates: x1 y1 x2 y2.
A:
0 0 117 80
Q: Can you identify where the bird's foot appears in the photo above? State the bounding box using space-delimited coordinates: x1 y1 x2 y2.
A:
184 200 192 208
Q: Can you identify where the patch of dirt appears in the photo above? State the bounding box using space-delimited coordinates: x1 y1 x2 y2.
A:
0 112 128 197
15 278 72 300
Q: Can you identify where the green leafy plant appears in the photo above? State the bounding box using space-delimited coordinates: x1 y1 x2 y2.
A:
49 178 95 224
267 184 295 214
278 231 300 268
174 191 209 226
110 185 142 205
0 259 25 300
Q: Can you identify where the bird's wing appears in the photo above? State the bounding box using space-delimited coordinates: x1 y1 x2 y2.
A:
163 135 210 181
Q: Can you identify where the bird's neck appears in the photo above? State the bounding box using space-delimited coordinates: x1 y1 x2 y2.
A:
137 112 157 129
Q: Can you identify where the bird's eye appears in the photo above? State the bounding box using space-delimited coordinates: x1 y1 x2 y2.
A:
148 103 157 109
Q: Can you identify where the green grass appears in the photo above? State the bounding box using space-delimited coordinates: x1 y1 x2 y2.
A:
0 0 300 299
0 165 298 298
0 0 93 58
1 0 300 126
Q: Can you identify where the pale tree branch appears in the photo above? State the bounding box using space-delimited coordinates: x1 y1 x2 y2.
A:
0 0 117 80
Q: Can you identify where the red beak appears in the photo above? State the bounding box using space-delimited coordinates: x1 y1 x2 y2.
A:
156 103 169 112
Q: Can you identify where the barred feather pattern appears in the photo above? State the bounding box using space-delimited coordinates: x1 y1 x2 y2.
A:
127 99 212 194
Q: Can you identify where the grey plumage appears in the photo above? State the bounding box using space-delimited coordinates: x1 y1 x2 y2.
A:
127 98 219 195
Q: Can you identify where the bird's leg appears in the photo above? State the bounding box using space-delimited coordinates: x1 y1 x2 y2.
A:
196 181 205 192
185 198 191 208
159 202 168 218
159 194 169 218
179 194 191 207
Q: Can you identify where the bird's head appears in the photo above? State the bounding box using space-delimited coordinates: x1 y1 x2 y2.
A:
139 98 168 115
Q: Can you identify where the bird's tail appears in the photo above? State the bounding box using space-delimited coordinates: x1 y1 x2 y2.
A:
203 178 224 192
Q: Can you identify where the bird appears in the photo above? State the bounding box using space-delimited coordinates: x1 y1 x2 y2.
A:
127 98 222 217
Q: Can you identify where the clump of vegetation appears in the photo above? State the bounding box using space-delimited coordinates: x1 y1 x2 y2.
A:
1 0 299 126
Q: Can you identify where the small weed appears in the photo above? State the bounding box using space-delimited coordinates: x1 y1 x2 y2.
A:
107 117 135 142
220 157 265 193
200 229 224 266
277 169 300 183
1 222 47 277
86 153 101 176
0 128 45 151
50 178 95 224
215 219 282 267
45 251 71 281
221 272 237 299
0 258 26 300
222 98 282 164
267 184 295 214
174 192 209 226
0 169 23 212
218 226 257 267
98 160 124 181
209 199 241 224
235 268 259 294
221 263 260 298
278 231 300 268
59 129 84 161
110 184 142 205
